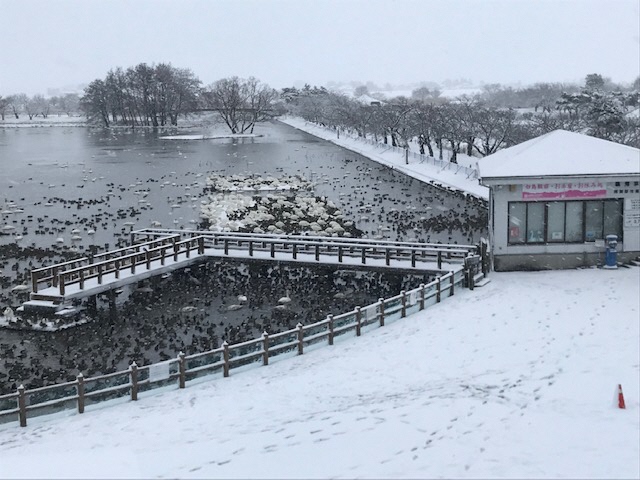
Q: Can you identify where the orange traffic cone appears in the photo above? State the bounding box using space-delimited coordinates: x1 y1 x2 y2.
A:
618 384 626 409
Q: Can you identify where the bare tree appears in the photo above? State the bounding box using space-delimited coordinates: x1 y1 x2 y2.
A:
59 93 80 116
203 76 277 134
472 107 517 156
0 96 8 120
7 94 27 119
409 100 440 157
80 80 111 126
25 95 39 120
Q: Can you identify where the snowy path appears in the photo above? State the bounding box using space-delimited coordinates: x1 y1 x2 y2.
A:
0 267 637 478
279 117 490 200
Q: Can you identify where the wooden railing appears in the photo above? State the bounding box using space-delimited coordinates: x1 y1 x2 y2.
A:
29 229 480 298
2 271 462 427
31 236 204 296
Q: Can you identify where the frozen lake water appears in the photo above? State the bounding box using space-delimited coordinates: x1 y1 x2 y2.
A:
0 120 487 394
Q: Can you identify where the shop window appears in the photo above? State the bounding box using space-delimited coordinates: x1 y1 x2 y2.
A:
565 202 584 242
546 202 565 242
527 203 545 242
585 201 604 241
603 200 623 239
508 203 526 244
508 199 622 245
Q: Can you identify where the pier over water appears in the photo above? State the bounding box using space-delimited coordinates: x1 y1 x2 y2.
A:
24 228 481 312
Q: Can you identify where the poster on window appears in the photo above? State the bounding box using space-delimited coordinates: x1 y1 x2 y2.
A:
522 181 607 200
625 198 640 227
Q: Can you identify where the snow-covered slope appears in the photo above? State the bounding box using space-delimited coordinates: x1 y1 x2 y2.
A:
0 267 637 479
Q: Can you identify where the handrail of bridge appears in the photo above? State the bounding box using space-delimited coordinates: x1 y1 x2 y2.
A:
202 235 471 269
4 271 463 427
31 236 205 296
52 237 204 296
132 228 478 252
92 234 182 262
30 235 184 293
30 257 90 292
30 232 477 297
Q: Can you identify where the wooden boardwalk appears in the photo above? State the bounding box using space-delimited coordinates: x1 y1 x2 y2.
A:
24 228 481 309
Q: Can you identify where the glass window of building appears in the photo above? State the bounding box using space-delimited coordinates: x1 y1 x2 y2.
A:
565 202 584 242
508 203 526 243
526 203 545 243
585 201 604 241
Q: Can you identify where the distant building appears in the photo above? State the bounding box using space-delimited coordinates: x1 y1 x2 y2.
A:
354 93 383 107
479 130 640 271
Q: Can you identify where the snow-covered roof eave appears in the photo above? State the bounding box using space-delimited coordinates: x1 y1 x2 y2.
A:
478 130 640 180
480 171 640 184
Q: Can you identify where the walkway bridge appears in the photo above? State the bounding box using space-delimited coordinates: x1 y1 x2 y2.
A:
23 228 484 312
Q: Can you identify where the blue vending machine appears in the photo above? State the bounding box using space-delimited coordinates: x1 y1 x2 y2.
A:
604 234 618 269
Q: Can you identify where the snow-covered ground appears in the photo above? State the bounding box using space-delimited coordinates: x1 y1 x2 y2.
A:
279 117 489 200
0 266 637 479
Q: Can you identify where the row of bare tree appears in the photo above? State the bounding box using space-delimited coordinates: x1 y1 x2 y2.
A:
284 78 639 158
0 93 80 120
2 67 638 153
79 63 281 132
80 63 201 127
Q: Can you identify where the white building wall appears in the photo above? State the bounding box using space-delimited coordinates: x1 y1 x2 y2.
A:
486 175 640 270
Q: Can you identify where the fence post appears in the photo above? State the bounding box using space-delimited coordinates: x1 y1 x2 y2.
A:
59 274 66 296
292 243 297 259
222 341 230 377
401 290 407 318
385 248 390 266
450 272 455 296
328 315 334 345
437 251 442 270
249 241 254 256
17 384 27 427
77 373 85 414
31 271 38 293
466 262 475 290
178 352 186 389
198 236 205 255
296 323 304 355
262 332 269 366
115 260 120 279
436 277 441 303
270 242 275 258
130 362 138 401
419 283 425 310
146 250 151 269
315 244 320 261
411 250 416 267
361 247 367 264
379 298 385 327
355 306 362 336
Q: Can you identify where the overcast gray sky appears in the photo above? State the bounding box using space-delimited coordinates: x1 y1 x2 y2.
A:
1 0 639 95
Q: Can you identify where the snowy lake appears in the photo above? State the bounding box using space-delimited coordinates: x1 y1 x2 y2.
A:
0 120 487 394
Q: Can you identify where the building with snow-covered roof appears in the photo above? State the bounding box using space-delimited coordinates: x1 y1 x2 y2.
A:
354 93 383 106
479 130 640 270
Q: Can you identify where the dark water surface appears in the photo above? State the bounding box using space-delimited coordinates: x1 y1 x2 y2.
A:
0 121 486 393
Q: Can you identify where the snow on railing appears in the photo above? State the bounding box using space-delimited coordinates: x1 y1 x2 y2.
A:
30 230 476 298
1 271 465 427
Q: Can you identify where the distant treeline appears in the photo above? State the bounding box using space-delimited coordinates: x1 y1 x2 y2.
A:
1 68 638 150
